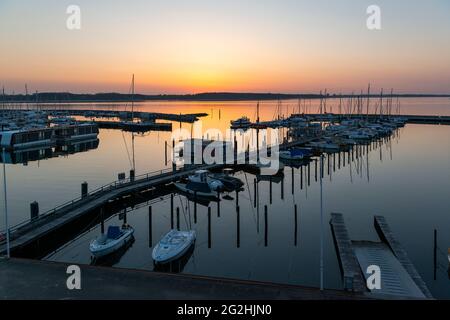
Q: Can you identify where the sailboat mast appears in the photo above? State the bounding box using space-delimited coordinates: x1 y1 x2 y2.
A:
379 88 383 119
2 147 10 258
256 101 260 123
131 74 135 122
366 83 370 121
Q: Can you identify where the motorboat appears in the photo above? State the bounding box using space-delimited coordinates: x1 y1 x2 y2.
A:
208 168 244 191
230 116 252 129
307 141 340 152
278 148 312 161
175 170 224 198
152 230 196 264
89 225 134 258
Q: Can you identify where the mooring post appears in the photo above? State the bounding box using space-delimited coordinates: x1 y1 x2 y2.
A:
300 166 303 189
170 193 174 226
148 206 152 247
333 153 336 172
217 193 220 217
315 159 318 182
100 207 105 234
253 178 257 208
81 181 88 198
307 161 310 186
172 139 176 172
269 176 273 204
164 141 168 165
176 207 180 230
434 229 437 281
233 135 237 165
236 205 240 248
194 191 197 224
264 205 268 247
30 201 39 221
123 209 127 225
236 190 239 207
294 204 298 246
327 154 330 175
208 207 211 248
291 167 294 194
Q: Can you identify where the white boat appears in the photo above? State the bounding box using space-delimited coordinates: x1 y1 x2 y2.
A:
308 141 340 152
188 170 224 191
152 230 196 264
89 225 134 258
278 148 312 161
175 170 223 198
230 116 251 129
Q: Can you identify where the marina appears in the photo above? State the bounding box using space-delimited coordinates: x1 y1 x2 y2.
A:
1 98 449 299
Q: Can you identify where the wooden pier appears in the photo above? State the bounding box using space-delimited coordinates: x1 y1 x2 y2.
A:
330 213 433 299
329 213 367 293
374 215 433 299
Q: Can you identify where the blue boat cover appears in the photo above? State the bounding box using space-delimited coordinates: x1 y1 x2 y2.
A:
107 226 121 239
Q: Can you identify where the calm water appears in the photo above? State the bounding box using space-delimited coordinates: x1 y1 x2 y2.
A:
1 98 450 298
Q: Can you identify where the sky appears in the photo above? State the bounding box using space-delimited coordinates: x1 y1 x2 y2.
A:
1 0 449 94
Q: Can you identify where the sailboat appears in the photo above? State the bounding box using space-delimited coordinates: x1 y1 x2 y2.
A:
89 225 134 258
120 75 159 132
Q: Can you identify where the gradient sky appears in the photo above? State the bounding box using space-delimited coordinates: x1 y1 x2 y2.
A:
1 0 449 94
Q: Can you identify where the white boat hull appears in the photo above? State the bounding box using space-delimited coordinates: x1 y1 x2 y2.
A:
174 182 218 198
89 227 134 258
152 230 196 264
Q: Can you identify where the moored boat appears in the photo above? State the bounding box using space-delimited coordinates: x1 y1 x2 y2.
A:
230 116 251 129
89 225 134 258
152 229 196 264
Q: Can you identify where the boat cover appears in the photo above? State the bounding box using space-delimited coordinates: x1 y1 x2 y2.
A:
107 226 122 239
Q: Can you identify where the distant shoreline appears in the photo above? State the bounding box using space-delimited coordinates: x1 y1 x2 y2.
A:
1 92 450 103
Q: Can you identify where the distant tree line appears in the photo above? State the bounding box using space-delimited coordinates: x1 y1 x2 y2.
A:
1 92 449 102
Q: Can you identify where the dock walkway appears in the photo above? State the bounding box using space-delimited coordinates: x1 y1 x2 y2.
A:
0 258 366 300
329 213 367 293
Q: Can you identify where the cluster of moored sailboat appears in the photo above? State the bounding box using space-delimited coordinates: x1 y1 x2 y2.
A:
89 168 244 265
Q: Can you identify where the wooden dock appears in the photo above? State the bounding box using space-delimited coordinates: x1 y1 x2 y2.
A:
329 213 367 293
330 213 433 299
0 164 221 256
374 215 433 299
306 114 450 125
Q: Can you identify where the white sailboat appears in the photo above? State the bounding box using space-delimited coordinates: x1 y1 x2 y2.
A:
89 225 134 258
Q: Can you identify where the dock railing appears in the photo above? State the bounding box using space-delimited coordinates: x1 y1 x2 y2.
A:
0 167 178 239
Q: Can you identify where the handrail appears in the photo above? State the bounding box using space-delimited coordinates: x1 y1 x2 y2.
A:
1 167 177 235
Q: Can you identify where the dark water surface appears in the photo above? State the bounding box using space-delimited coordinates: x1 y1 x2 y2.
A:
1 98 449 298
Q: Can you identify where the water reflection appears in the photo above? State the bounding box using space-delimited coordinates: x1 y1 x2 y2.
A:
0 139 99 164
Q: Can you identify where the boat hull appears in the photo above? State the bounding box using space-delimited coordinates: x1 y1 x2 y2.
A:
152 230 196 264
90 228 134 258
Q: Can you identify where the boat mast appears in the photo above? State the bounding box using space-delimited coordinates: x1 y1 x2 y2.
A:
2 147 10 258
319 153 324 291
366 83 370 122
379 88 383 119
131 74 135 122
